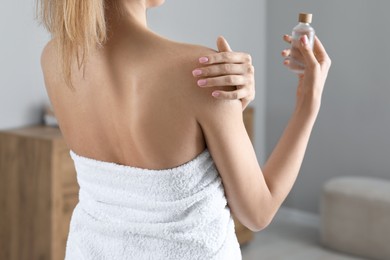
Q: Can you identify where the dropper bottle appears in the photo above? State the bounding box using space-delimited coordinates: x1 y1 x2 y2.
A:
288 13 315 74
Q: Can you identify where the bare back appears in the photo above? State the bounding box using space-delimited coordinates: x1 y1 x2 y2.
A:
42 28 278 232
41 34 218 169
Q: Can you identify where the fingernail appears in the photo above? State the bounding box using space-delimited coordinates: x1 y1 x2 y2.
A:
199 57 209 63
212 92 220 97
192 69 202 76
301 35 308 45
197 79 207 86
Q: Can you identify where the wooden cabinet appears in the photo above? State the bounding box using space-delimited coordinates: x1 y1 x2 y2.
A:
0 126 78 260
0 107 254 259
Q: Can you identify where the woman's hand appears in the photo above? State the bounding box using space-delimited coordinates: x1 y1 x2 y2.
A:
282 34 331 115
192 36 255 111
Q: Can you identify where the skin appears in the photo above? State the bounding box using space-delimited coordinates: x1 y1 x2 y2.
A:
194 36 255 109
41 0 331 232
112 0 256 109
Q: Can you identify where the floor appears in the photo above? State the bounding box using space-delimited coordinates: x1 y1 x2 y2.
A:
240 207 367 260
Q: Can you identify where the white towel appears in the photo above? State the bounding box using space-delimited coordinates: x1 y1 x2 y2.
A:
65 149 242 260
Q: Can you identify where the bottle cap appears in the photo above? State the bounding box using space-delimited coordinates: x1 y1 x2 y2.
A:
299 13 313 23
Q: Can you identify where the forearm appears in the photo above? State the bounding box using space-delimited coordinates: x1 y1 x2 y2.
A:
262 99 320 213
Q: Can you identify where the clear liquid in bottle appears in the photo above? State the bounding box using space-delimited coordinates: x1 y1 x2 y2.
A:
288 13 315 74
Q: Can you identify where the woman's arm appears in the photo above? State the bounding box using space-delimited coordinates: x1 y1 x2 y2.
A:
265 34 331 206
193 36 255 111
195 35 331 232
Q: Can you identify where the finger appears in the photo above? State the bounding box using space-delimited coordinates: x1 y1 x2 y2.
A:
199 52 252 65
197 75 248 88
313 36 327 58
285 57 305 72
281 49 291 57
217 35 233 52
298 35 318 68
212 88 249 100
192 63 252 78
283 34 292 44
312 36 331 66
289 48 304 63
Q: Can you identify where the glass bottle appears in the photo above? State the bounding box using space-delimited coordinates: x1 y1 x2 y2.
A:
288 13 315 74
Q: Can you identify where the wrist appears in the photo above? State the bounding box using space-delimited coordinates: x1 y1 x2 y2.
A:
294 95 321 121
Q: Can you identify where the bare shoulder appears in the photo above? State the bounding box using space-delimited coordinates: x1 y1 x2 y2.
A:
40 39 57 71
164 41 216 85
40 39 61 88
166 41 241 116
164 41 232 99
172 42 216 62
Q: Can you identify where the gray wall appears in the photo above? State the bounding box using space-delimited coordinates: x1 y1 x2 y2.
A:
266 0 390 213
0 0 50 129
0 1 266 162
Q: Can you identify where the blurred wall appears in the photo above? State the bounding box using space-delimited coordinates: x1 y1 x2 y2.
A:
266 0 390 213
0 1 267 162
0 0 50 129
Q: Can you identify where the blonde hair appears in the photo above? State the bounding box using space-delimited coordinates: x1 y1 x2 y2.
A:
37 0 108 89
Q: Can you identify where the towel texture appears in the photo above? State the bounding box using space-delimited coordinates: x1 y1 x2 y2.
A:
65 149 242 260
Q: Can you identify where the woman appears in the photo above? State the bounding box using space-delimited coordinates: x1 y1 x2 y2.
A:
38 0 331 259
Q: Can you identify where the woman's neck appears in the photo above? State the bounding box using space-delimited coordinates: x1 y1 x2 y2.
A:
120 0 148 29
106 0 150 40
101 0 170 61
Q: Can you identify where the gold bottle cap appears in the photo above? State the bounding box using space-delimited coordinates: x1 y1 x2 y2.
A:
299 13 313 23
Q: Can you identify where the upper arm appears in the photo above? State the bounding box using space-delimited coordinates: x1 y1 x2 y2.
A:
194 87 272 231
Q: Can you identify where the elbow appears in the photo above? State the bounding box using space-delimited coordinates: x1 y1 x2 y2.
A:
250 206 277 232
237 213 272 232
244 214 272 232
250 216 272 232
249 199 276 232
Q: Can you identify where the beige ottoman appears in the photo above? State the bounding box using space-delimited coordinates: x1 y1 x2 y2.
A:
320 176 390 260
